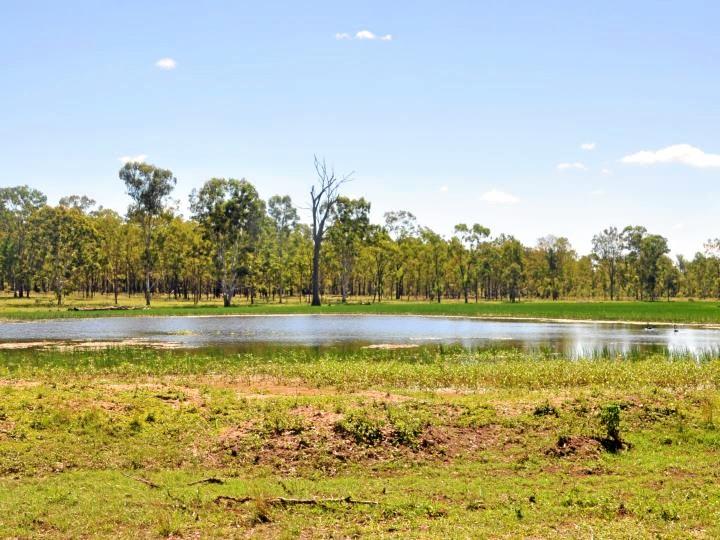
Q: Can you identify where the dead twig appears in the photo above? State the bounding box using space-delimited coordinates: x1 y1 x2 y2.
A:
187 477 225 486
121 472 160 489
215 495 253 504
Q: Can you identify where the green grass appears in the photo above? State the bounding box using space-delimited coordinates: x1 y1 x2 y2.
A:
3 293 720 324
1 345 720 537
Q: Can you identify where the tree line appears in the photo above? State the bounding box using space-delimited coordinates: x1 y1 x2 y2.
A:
0 159 718 306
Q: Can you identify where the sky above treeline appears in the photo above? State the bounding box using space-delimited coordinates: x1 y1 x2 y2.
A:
1 1 719 257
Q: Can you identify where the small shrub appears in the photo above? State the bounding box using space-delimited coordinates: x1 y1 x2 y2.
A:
458 404 497 428
335 411 385 445
699 393 716 428
599 403 623 451
261 410 305 436
128 418 143 433
387 406 430 447
533 403 559 417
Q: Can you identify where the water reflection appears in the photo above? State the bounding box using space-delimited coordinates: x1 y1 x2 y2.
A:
0 315 718 357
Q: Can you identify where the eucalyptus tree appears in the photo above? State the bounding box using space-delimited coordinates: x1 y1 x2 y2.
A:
119 162 176 306
309 157 351 306
703 239 720 297
93 209 125 303
157 215 197 299
59 195 97 213
384 211 418 300
288 224 314 301
364 225 394 302
420 228 448 303
536 235 574 300
190 178 265 307
621 226 647 299
637 234 669 301
499 235 524 302
0 186 47 296
591 227 623 300
453 223 490 303
267 195 299 302
658 256 681 301
28 205 97 305
182 220 212 304
328 197 371 302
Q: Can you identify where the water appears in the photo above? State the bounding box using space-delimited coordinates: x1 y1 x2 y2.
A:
0 314 718 356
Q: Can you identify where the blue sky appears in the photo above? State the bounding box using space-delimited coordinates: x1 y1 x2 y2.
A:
2 1 719 256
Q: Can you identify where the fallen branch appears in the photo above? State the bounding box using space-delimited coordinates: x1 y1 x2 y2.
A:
214 495 378 506
187 477 225 486
215 495 253 504
122 473 160 489
275 496 378 506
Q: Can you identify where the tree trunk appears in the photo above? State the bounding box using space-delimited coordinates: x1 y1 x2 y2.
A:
145 270 151 306
311 240 322 306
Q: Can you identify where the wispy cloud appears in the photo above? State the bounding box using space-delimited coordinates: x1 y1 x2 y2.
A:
118 154 147 164
336 30 393 41
155 58 177 70
601 168 612 175
581 142 596 150
557 162 588 171
439 185 449 193
621 144 720 168
480 189 519 205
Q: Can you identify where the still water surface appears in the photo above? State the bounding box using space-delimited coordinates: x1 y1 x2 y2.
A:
1 315 718 356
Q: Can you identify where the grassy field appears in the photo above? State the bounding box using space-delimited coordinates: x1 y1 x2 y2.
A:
1 345 720 538
3 293 720 324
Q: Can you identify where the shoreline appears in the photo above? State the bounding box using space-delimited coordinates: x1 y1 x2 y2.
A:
2 310 720 329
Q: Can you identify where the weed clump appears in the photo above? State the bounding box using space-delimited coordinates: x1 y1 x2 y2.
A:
599 403 625 451
261 411 306 436
533 403 559 417
334 412 385 445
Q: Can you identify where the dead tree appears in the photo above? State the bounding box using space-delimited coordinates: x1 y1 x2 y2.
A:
309 156 351 306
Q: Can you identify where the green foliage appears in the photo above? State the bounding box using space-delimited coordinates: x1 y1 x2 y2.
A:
533 402 559 417
599 403 622 443
335 411 385 445
261 410 306 436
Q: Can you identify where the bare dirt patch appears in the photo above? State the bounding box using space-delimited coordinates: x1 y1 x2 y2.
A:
0 339 181 351
546 435 602 458
0 379 42 388
215 404 509 474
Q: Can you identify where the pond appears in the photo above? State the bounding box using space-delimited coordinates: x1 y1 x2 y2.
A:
1 314 718 356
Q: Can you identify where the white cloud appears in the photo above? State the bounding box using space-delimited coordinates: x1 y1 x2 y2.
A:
336 30 393 41
356 30 377 40
557 162 588 171
601 168 612 175
155 58 177 70
581 142 596 150
118 154 147 164
439 185 449 193
480 189 519 205
590 189 605 196
621 144 720 168
673 222 685 230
